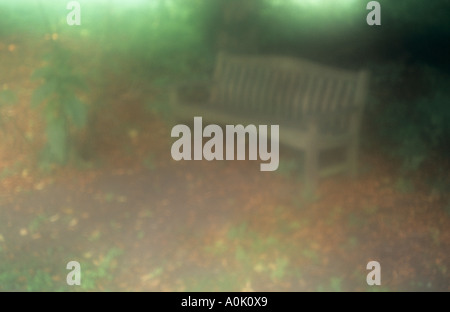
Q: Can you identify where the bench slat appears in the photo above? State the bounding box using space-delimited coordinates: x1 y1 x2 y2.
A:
210 52 367 134
172 52 369 190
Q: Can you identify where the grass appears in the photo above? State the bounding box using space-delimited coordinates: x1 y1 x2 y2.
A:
202 221 297 289
0 247 124 291
185 272 242 292
0 160 24 180
79 247 124 291
316 277 343 292
28 214 48 233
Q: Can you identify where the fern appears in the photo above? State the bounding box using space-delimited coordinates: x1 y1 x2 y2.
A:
31 43 88 165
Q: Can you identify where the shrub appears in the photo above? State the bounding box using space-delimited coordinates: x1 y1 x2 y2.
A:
31 42 88 166
368 63 450 173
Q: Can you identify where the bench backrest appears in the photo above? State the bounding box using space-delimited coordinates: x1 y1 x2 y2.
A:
210 52 369 130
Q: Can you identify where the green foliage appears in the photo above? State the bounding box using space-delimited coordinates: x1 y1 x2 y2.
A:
0 267 56 292
408 280 434 291
31 43 88 166
316 276 344 292
144 266 164 281
100 0 213 82
0 245 123 291
0 160 23 179
226 222 248 240
80 247 123 291
369 63 450 173
205 222 293 287
301 248 319 263
0 89 17 106
0 247 64 291
329 277 343 292
28 214 48 233
185 271 242 292
25 270 54 291
146 96 174 123
270 257 289 281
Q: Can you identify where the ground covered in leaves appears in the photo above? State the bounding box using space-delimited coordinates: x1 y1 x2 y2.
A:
0 35 449 292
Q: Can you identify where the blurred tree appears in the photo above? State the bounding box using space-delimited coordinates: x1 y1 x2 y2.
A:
214 0 262 53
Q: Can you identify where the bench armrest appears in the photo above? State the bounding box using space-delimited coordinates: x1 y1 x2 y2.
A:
302 108 363 135
303 108 361 121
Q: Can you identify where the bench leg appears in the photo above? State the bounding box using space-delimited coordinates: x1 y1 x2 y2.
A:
346 138 358 177
347 114 361 177
305 146 319 193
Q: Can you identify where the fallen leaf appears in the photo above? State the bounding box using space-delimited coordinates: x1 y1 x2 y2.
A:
117 196 127 203
242 280 254 292
63 207 73 215
68 218 78 227
34 182 45 191
49 214 60 222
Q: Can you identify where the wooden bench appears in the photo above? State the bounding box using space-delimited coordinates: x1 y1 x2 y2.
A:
170 52 369 189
